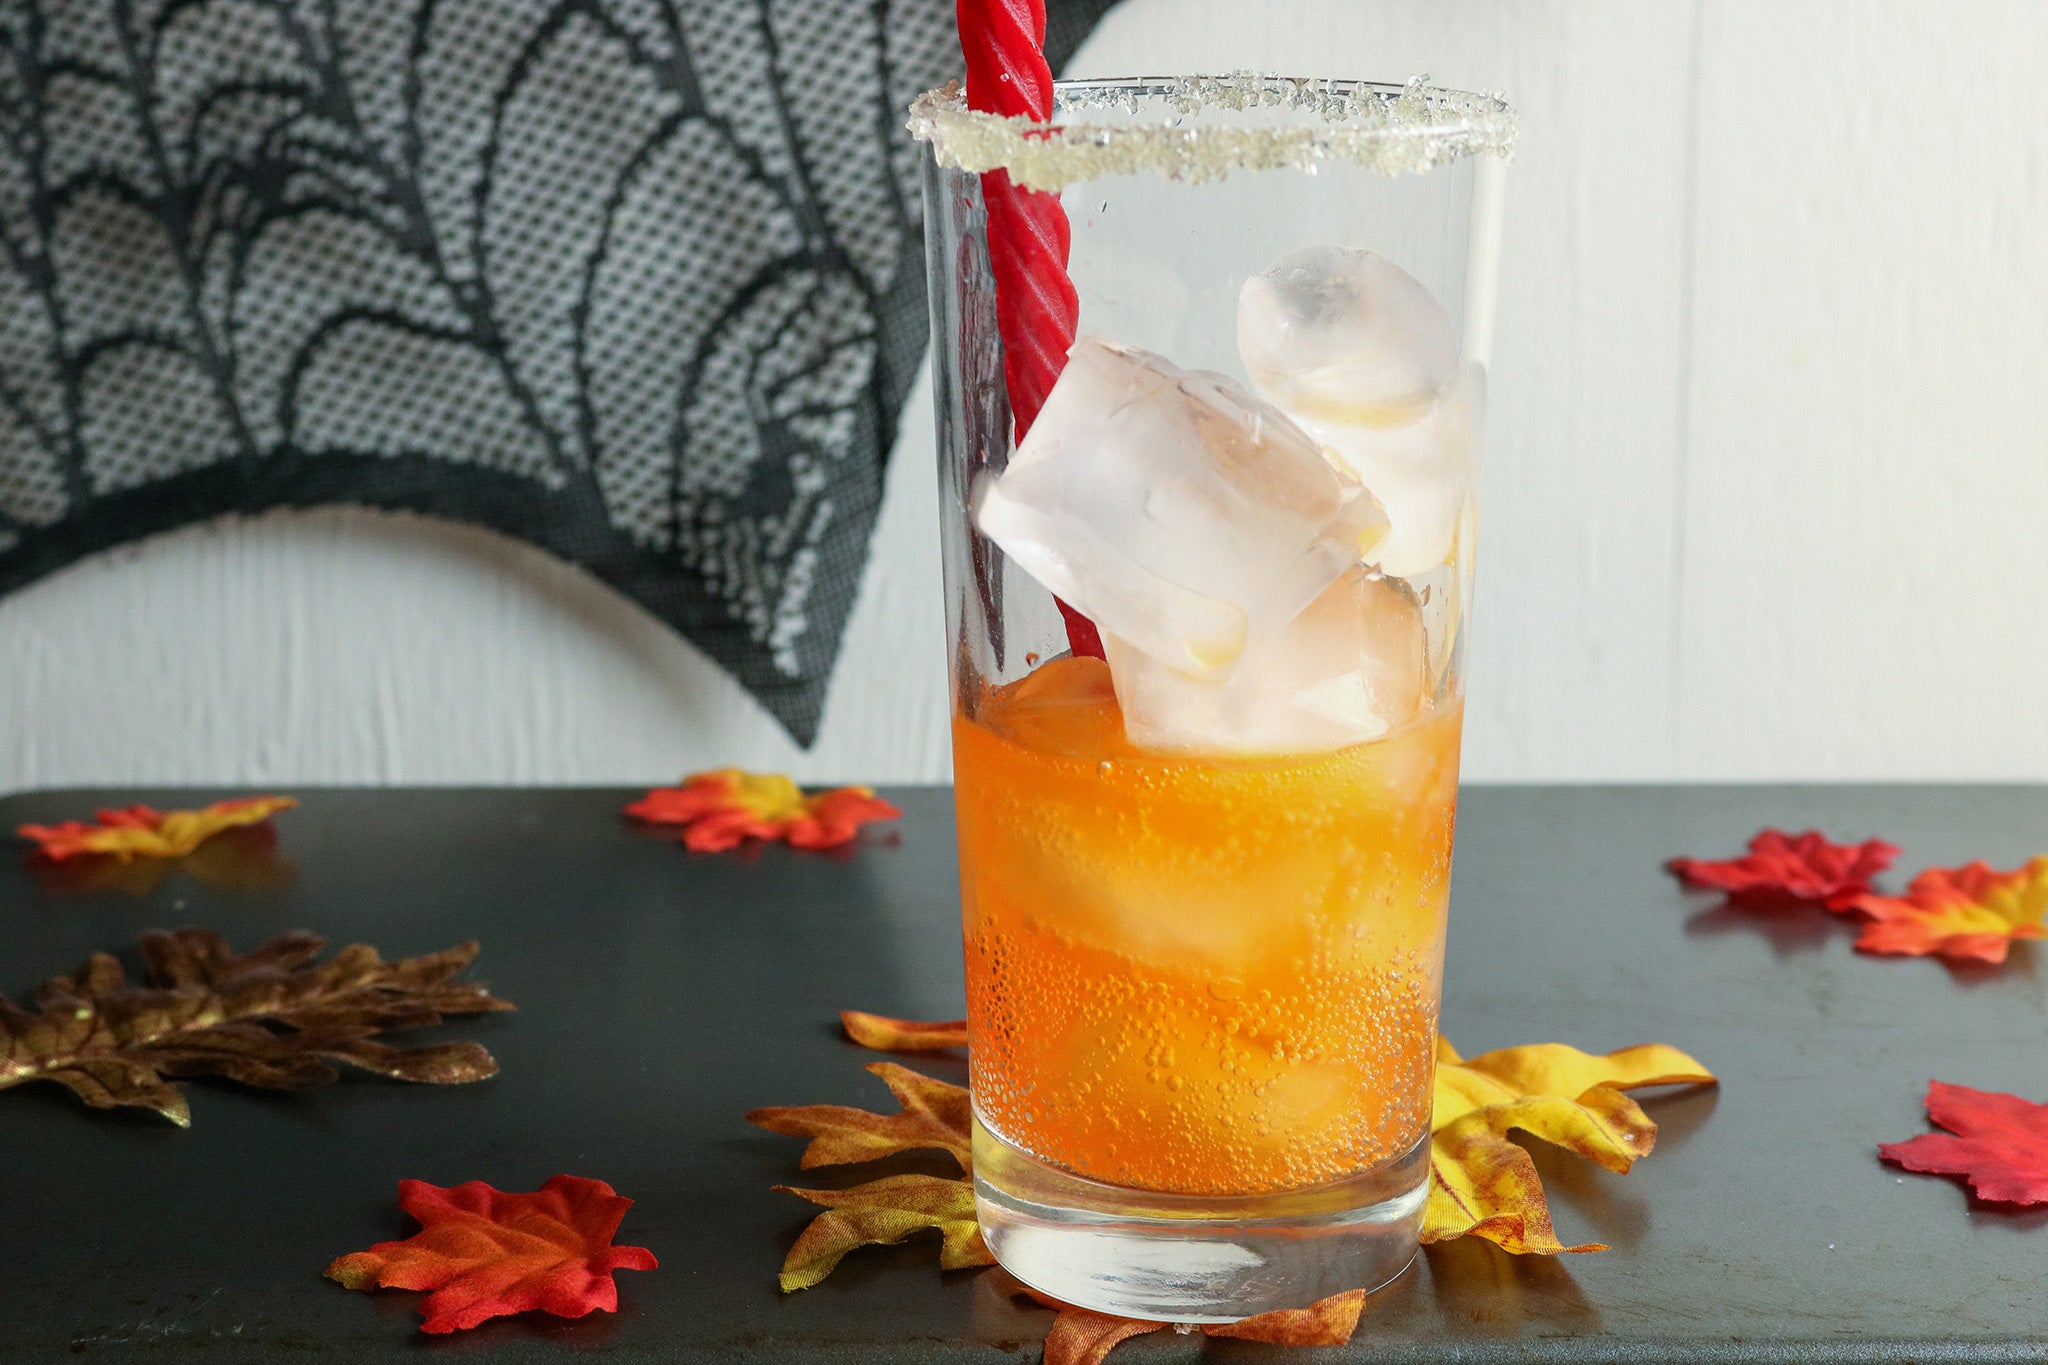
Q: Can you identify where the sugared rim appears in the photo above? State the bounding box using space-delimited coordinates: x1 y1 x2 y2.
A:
907 73 1517 193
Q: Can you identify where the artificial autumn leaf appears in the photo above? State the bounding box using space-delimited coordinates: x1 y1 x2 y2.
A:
327 1175 656 1333
1423 1037 1717 1255
19 796 297 862
1041 1306 1168 1365
1847 858 2048 965
1204 1288 1367 1343
1878 1080 2048 1206
1022 1282 1365 1363
1667 828 1899 911
840 1010 967 1051
772 1019 1712 1292
746 1062 971 1171
773 1174 991 1291
30 821 297 897
0 929 511 1125
625 770 900 852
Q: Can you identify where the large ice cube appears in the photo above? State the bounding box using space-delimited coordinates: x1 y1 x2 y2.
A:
1107 568 1427 755
1239 247 1477 578
1301 367 1483 579
1237 246 1458 425
972 336 1388 676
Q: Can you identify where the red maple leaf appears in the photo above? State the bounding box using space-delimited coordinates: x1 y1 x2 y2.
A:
1846 858 2048 965
1666 829 1899 910
625 770 900 852
327 1175 657 1333
1879 1081 2048 1206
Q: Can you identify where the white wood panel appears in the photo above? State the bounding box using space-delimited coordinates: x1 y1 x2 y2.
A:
0 373 951 789
982 0 1700 783
2 0 2043 791
1677 0 2048 778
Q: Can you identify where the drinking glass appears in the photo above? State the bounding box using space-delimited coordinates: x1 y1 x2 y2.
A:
913 75 1512 1321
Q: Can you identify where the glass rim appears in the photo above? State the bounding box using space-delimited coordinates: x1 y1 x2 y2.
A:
906 73 1517 193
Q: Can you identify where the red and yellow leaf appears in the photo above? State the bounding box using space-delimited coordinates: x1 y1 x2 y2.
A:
1879 1080 2048 1206
840 1011 968 1051
625 770 900 852
1667 828 1898 910
773 1173 991 1291
1847 858 2048 964
746 1062 971 1171
326 1175 656 1333
19 796 296 862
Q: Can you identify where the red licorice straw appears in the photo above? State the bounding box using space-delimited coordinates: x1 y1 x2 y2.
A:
957 0 1102 660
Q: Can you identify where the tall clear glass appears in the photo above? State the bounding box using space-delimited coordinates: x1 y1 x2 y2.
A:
914 76 1511 1322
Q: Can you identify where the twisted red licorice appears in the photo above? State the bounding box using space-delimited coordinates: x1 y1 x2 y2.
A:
957 0 1101 659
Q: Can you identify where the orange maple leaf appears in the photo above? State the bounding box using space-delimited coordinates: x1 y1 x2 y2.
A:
1021 1282 1367 1363
19 796 296 862
326 1175 656 1333
840 1010 968 1051
624 770 900 852
1040 1306 1170 1365
746 1062 971 1171
1847 858 2048 964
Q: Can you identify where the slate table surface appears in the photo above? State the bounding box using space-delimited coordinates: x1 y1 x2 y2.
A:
0 785 2043 1363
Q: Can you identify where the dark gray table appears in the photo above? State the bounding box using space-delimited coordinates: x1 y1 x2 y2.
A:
0 786 2043 1362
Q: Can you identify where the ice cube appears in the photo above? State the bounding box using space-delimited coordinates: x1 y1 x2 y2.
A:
972 336 1388 676
1238 246 1478 578
1301 366 1484 579
1237 246 1458 426
1107 568 1427 755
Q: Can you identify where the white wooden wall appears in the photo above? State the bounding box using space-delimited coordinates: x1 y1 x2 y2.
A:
3 0 2045 791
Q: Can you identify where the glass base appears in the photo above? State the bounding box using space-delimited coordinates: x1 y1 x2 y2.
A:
972 1114 1427 1323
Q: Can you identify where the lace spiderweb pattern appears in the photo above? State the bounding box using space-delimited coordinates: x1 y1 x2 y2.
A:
0 0 1111 743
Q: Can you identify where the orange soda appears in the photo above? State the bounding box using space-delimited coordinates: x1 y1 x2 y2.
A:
953 655 1461 1197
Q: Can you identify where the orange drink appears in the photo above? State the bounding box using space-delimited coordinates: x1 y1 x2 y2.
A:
955 656 1460 1197
915 71 1507 1320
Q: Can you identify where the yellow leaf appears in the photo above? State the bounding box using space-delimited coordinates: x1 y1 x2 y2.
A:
1433 1039 1716 1131
1423 1038 1716 1253
773 1174 991 1291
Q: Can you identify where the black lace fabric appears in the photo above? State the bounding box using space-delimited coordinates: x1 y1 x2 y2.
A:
0 0 1112 743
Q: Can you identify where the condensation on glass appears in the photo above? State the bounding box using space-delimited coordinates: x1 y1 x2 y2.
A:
915 75 1512 1322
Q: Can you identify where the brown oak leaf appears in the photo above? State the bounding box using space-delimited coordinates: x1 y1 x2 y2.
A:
0 929 513 1125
